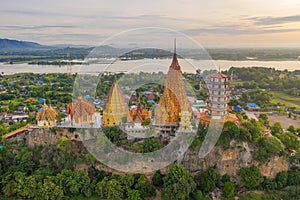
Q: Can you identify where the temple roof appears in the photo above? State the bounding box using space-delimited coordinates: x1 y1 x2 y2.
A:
67 97 95 118
211 72 229 78
36 103 57 121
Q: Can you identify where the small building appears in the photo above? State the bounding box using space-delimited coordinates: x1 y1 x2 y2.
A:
285 106 296 111
288 149 296 156
194 99 206 109
38 98 45 104
262 129 272 137
247 103 260 111
146 94 155 101
17 106 27 113
233 106 243 112
12 114 29 122
24 97 36 103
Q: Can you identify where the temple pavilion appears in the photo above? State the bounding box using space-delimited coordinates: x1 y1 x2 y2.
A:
36 102 58 128
66 97 96 126
154 40 192 133
127 101 151 124
102 77 127 126
125 102 152 140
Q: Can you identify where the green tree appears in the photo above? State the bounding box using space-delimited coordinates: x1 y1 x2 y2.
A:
258 113 269 127
103 127 120 143
142 118 151 126
106 179 124 200
15 175 38 198
239 165 264 189
275 171 288 188
287 167 300 186
241 119 263 142
164 164 196 200
38 177 64 200
191 190 210 200
68 171 91 195
271 122 283 135
222 181 236 198
134 174 156 198
127 189 142 200
221 174 231 183
120 173 134 191
275 131 300 150
152 170 163 187
287 125 295 133
198 167 220 193
97 177 124 200
14 147 35 174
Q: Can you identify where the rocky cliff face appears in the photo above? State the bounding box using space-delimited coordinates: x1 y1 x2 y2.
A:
26 129 289 179
180 140 289 179
26 128 81 147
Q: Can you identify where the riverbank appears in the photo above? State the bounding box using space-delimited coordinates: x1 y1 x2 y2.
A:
0 58 300 75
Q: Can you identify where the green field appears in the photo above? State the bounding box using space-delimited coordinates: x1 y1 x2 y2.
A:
270 91 300 110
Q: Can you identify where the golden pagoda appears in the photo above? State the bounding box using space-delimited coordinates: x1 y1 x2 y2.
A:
154 40 191 127
103 77 127 126
36 102 58 128
67 97 96 126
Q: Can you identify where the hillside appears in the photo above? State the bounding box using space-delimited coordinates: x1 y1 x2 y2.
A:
0 38 52 51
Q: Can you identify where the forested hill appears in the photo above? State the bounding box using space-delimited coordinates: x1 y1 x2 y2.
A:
0 38 52 51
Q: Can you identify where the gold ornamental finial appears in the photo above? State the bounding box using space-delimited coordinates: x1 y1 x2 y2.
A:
174 38 176 55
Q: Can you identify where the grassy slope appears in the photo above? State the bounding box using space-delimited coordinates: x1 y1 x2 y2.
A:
270 91 300 110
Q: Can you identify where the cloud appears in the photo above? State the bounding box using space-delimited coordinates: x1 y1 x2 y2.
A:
246 15 300 25
182 25 300 36
1 25 77 30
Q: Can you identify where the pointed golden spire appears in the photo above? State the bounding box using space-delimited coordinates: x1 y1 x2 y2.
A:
170 38 180 70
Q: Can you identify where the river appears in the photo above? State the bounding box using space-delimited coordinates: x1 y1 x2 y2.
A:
0 59 299 75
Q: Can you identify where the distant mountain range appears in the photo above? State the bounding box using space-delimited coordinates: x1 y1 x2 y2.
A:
0 38 53 51
1 38 300 61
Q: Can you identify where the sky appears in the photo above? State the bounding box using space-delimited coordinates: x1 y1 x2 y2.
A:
1 0 300 47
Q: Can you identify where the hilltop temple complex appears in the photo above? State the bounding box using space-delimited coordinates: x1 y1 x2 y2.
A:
33 41 238 133
36 102 58 128
154 41 192 132
102 78 128 126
